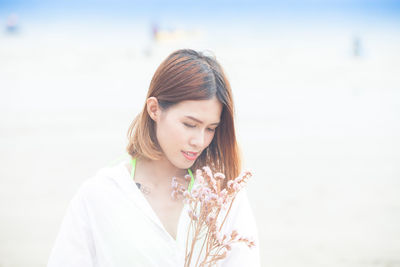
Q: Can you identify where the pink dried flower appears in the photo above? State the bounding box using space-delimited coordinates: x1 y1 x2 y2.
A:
171 191 178 200
183 191 191 198
171 166 254 267
216 250 227 261
237 236 256 248
188 210 198 221
202 166 214 180
248 240 256 249
219 189 227 197
209 193 218 202
196 174 204 184
206 214 215 226
184 174 192 181
214 172 225 180
230 230 239 241
234 183 241 191
222 234 227 242
215 232 223 244
227 180 241 194
171 177 178 189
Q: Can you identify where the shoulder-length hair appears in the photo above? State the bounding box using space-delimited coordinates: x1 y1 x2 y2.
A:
126 49 241 186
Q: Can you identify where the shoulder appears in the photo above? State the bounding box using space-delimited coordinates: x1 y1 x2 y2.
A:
226 187 254 222
73 161 129 204
219 187 261 266
221 183 260 242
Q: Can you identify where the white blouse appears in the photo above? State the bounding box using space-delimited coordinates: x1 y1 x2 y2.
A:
47 161 261 267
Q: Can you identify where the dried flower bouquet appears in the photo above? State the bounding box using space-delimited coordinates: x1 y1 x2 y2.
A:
171 166 256 267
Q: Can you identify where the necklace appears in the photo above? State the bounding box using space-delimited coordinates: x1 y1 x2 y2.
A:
135 182 152 195
130 158 195 195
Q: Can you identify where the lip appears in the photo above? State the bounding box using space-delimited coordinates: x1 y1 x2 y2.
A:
182 150 199 161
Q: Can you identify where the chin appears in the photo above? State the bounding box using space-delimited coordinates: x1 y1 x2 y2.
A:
177 160 195 170
167 157 189 170
180 162 194 170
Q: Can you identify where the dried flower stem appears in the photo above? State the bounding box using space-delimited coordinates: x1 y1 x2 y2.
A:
185 219 193 264
187 216 204 266
218 195 236 232
208 244 226 263
194 227 210 266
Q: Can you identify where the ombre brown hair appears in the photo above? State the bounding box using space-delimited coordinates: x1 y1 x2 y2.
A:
126 49 241 186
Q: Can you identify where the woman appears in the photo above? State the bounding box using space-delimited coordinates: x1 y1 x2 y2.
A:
48 49 260 266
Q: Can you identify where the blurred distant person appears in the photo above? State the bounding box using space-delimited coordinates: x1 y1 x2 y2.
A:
6 13 19 34
353 35 362 58
151 22 159 42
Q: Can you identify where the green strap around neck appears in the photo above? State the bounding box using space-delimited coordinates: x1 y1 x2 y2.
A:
130 158 195 192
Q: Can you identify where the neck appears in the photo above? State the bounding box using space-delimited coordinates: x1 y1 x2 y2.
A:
134 156 188 190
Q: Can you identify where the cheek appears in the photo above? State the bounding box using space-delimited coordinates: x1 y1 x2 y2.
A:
205 132 216 147
158 120 186 146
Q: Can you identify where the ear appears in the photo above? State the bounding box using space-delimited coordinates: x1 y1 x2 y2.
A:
146 97 160 121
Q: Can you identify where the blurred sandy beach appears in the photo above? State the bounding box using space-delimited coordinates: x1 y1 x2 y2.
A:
1 2 400 266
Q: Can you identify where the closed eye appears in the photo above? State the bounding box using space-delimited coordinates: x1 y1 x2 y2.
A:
183 122 196 128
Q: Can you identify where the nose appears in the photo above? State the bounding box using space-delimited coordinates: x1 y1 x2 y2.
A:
189 129 205 149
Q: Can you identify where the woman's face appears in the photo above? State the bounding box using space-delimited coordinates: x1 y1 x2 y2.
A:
151 96 223 170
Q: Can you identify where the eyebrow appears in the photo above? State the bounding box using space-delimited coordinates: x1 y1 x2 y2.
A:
185 116 220 126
